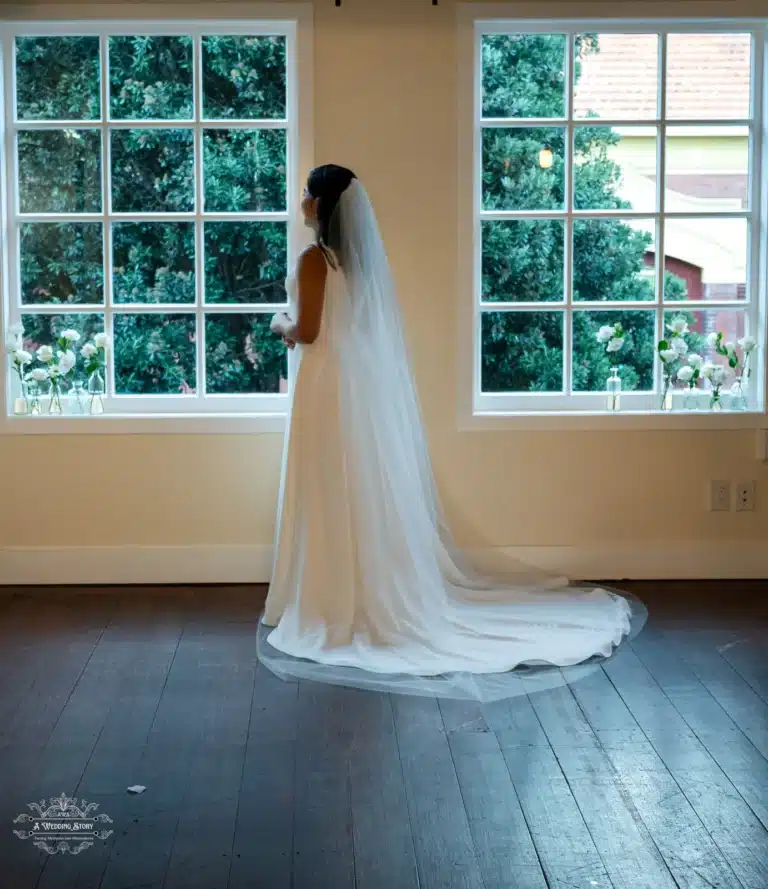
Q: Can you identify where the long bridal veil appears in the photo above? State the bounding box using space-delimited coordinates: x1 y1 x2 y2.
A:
257 179 646 703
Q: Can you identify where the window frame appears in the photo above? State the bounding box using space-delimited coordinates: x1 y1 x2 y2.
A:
459 8 768 430
0 4 313 434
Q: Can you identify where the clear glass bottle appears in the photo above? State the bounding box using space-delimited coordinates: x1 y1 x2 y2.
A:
68 379 87 415
88 369 105 415
682 386 699 411
606 367 621 411
47 379 63 415
729 377 747 412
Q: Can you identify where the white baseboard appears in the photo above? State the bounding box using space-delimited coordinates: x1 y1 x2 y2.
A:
0 542 765 586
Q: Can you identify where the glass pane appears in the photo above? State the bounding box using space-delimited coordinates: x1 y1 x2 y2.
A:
663 309 746 367
113 223 195 304
109 36 193 121
481 311 563 392
202 36 287 120
666 126 749 211
663 218 747 302
20 223 103 305
481 34 567 119
16 36 100 121
111 129 194 212
205 222 287 304
205 314 287 394
203 129 287 212
481 220 564 303
574 34 659 120
573 309 655 392
574 126 657 213
114 313 196 394
573 218 656 301
482 128 565 211
18 130 101 213
20 313 104 368
666 33 752 120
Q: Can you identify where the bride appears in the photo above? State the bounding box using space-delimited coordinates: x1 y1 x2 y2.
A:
261 164 639 700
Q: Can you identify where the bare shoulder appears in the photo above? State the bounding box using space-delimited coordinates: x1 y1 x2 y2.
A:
298 244 328 278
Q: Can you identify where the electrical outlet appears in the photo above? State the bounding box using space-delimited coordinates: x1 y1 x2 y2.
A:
710 480 731 512
735 481 756 512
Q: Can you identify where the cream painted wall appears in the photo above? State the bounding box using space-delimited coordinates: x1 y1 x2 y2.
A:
0 0 766 561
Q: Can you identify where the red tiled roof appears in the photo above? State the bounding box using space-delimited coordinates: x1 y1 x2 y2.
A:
573 33 751 121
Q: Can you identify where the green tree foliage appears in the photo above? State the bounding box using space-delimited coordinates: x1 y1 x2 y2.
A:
480 34 695 393
16 34 287 396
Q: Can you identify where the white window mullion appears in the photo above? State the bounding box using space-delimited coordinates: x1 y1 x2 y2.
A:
193 33 205 403
563 31 575 398
655 32 668 400
100 33 114 399
748 28 765 407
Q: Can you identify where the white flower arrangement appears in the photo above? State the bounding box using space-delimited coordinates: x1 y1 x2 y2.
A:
595 322 626 361
701 361 728 408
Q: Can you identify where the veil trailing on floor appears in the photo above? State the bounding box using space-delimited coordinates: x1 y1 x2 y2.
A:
257 179 646 703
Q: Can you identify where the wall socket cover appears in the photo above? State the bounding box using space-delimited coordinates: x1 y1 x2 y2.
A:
710 480 731 511
735 481 756 512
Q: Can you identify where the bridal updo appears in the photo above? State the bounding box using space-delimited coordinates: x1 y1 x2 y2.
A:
306 165 357 261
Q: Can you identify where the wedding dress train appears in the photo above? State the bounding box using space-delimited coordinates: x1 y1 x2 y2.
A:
258 181 642 701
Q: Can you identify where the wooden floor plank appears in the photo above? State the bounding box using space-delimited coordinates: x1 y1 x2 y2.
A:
498 740 614 889
603 646 768 889
447 729 549 889
392 694 485 889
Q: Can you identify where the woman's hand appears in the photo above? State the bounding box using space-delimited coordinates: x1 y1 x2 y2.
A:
282 336 296 350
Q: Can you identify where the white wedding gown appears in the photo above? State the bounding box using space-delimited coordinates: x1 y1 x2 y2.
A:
259 181 639 701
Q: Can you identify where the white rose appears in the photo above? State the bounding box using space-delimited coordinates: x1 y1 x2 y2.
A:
49 365 62 379
13 349 32 366
596 325 615 344
724 341 737 358
93 332 111 350
81 343 98 359
660 349 678 364
606 336 624 353
712 365 728 385
700 362 716 380
60 329 81 343
58 349 76 374
27 368 49 382
738 335 756 354
37 345 54 362
707 332 721 348
688 354 703 370
668 317 689 335
677 366 695 383
672 338 688 356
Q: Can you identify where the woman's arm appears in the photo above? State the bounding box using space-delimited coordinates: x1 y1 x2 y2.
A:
271 246 328 345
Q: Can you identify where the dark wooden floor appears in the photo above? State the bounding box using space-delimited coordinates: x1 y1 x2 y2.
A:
0 582 766 889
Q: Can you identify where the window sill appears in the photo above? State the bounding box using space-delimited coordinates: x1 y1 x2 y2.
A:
0 412 287 435
460 409 767 432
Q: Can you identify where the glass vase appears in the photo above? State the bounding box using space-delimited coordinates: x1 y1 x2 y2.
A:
47 380 63 415
26 380 42 415
729 377 748 412
605 367 621 412
68 380 87 415
709 389 723 412
87 369 105 415
12 377 30 415
660 378 673 411
683 387 700 411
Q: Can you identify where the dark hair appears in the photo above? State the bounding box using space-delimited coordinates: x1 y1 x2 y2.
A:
307 164 357 263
